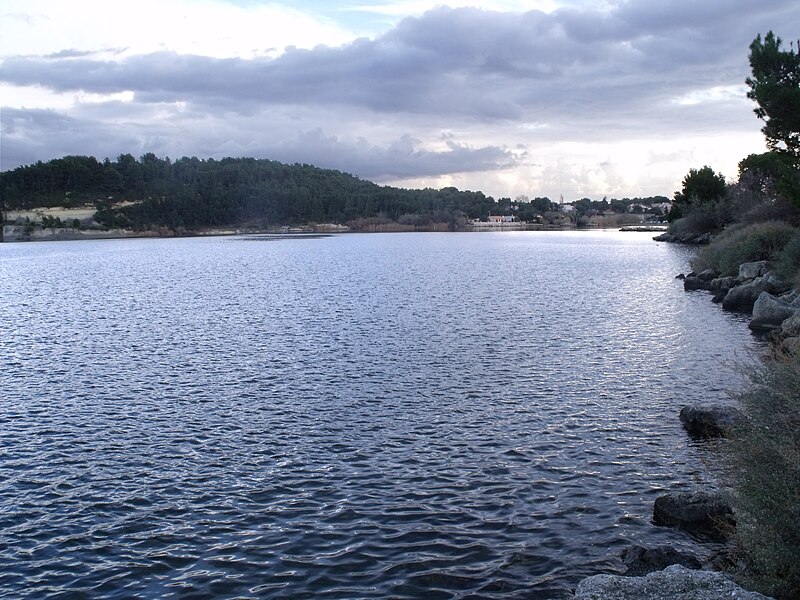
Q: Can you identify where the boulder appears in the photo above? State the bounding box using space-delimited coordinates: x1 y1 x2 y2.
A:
738 260 768 280
652 491 734 539
777 336 800 356
764 273 793 295
780 312 800 337
709 276 736 292
772 313 800 356
779 289 799 304
679 405 742 438
620 545 702 577
684 269 719 291
750 292 800 332
723 276 769 311
574 564 772 600
710 276 737 303
683 276 709 291
696 269 718 282
711 291 726 304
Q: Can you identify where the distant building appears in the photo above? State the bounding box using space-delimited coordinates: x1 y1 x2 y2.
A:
487 215 515 222
560 204 575 213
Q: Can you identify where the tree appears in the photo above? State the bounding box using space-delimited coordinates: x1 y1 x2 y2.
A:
746 32 800 208
669 166 726 221
747 32 800 158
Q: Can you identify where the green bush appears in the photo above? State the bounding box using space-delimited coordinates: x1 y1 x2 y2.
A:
691 221 799 275
723 352 800 599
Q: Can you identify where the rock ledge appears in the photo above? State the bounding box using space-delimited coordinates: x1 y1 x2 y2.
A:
574 564 771 599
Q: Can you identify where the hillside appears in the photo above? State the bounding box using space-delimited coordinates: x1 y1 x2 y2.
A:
0 154 496 231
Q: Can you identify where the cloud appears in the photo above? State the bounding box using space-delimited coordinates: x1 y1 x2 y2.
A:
1 2 787 125
0 0 797 198
270 130 519 179
0 106 518 180
0 0 354 59
0 108 144 168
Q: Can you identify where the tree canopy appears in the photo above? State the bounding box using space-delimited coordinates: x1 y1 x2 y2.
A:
1 154 671 231
0 154 498 230
668 165 727 221
747 32 800 159
745 32 800 208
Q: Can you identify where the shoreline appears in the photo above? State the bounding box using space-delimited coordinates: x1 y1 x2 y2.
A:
574 238 799 599
1 222 664 243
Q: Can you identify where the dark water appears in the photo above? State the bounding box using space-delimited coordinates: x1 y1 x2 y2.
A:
0 231 758 599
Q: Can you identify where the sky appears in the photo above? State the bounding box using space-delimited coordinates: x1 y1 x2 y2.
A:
1 0 798 201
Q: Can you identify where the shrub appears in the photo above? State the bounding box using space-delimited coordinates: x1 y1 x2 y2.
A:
668 200 733 236
774 233 800 284
741 196 800 227
723 352 800 599
691 221 799 275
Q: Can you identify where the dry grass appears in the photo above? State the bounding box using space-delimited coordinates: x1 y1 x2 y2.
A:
723 353 800 599
690 221 799 276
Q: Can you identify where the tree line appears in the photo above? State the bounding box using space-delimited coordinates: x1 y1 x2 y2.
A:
0 154 496 230
1 153 669 231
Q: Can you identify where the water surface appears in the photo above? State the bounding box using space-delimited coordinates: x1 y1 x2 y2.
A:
0 231 757 598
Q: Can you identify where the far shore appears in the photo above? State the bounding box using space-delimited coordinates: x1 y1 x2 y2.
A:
1 221 669 243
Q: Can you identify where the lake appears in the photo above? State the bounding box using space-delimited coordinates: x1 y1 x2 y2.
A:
0 231 758 599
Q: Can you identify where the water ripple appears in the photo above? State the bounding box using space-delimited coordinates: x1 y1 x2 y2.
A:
0 232 759 598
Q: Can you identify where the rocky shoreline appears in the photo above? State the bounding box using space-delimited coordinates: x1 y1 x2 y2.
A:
653 231 712 244
678 259 800 352
572 249 800 599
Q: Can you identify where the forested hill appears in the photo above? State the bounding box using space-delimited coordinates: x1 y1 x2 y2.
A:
0 154 497 230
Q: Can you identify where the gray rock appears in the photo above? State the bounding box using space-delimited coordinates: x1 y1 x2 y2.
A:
709 276 736 292
652 491 734 538
684 269 720 291
684 276 709 291
653 233 711 244
779 289 799 304
750 292 800 332
679 404 742 438
738 260 768 280
780 312 800 337
620 545 702 577
711 291 726 303
764 273 793 295
574 564 772 599
723 276 769 311
772 313 800 356
778 336 800 356
696 268 718 282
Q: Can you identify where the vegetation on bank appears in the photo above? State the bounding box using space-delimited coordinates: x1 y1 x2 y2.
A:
667 31 800 239
690 222 800 285
0 154 668 233
671 31 800 291
724 352 800 600
669 31 800 599
0 155 494 230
